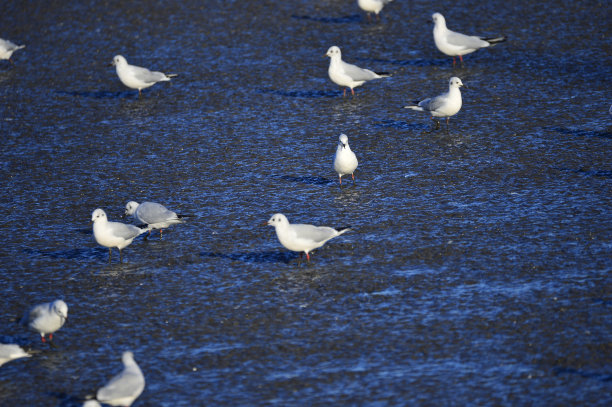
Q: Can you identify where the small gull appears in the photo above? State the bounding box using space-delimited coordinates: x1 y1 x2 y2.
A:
266 213 350 262
357 0 394 22
111 55 177 97
96 351 145 407
0 344 31 367
124 201 187 238
404 77 464 130
21 299 68 343
92 208 147 263
0 38 25 64
333 134 358 185
432 12 506 66
326 46 390 97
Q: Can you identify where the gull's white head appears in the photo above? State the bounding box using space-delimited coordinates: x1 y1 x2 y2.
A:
267 213 289 228
338 133 349 148
111 55 127 67
449 77 464 88
326 46 341 59
125 201 140 217
51 300 68 320
122 351 135 365
91 208 108 223
431 12 446 27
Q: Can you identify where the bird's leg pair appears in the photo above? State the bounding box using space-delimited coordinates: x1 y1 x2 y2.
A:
452 55 464 67
343 88 356 98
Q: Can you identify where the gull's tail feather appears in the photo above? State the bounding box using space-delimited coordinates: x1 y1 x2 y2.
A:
483 35 507 45
375 72 391 78
336 226 351 235
404 103 423 111
16 45 26 50
166 73 178 78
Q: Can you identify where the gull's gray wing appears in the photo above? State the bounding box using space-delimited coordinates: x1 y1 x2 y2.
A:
108 222 143 239
419 94 447 112
292 224 337 243
341 61 380 81
136 202 178 224
445 31 488 50
130 65 167 83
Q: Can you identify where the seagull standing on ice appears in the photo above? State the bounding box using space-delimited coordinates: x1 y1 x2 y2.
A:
326 46 390 97
96 351 145 407
124 201 187 238
111 55 177 97
357 0 394 22
333 134 358 185
0 38 25 64
266 214 350 262
0 344 31 366
431 13 506 66
21 299 68 343
404 77 464 130
91 208 147 263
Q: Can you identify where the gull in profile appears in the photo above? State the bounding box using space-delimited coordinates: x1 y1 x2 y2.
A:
124 201 187 238
266 214 350 262
326 46 390 97
333 134 358 185
21 299 68 343
111 55 177 97
357 0 394 22
0 38 25 64
404 77 464 130
96 351 145 407
432 12 506 66
92 208 147 262
0 344 31 367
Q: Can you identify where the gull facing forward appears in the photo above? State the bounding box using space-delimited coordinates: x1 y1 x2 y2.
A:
333 134 358 185
111 55 177 96
432 13 506 66
266 214 350 262
404 77 464 130
357 0 394 22
326 46 390 97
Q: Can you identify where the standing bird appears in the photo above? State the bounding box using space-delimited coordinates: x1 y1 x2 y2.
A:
0 38 25 64
0 344 31 367
326 46 390 97
111 55 177 97
91 208 147 263
357 0 394 22
124 201 187 239
404 77 464 130
431 12 506 66
21 300 68 343
266 214 350 262
96 351 145 407
333 134 359 185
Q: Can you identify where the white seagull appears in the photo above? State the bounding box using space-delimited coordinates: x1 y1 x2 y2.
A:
404 77 464 130
111 55 177 97
432 12 506 66
0 344 31 367
357 0 394 22
266 214 350 262
326 46 390 97
21 299 68 343
333 134 358 185
96 351 145 407
124 201 187 238
92 208 147 263
0 38 25 64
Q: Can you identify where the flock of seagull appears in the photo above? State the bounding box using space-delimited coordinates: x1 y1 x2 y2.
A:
1 2 508 405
